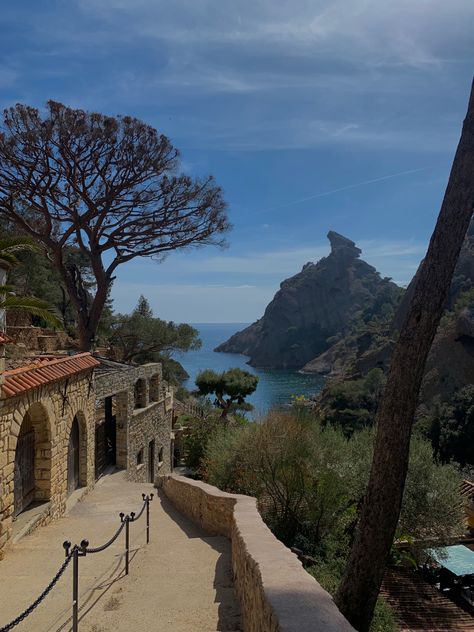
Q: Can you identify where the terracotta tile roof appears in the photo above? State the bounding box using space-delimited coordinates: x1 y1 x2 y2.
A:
381 567 474 631
1 353 100 398
0 331 12 344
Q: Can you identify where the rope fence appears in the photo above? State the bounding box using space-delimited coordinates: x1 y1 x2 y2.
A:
0 551 74 632
0 493 153 632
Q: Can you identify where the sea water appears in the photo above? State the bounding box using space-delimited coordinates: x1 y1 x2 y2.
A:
174 323 325 418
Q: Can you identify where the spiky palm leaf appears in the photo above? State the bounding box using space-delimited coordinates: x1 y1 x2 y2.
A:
0 238 61 331
0 287 61 328
0 236 40 267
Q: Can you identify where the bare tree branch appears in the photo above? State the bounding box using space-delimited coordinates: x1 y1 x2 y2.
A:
0 101 230 349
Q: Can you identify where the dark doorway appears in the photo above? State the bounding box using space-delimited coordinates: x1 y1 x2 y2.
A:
148 440 155 483
95 396 117 479
67 416 80 495
14 415 35 517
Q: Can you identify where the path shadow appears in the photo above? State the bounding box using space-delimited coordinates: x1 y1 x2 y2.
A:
158 490 242 631
213 539 242 632
157 490 205 539
47 544 142 632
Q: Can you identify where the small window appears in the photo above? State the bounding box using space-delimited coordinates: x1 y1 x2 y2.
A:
134 378 147 409
149 374 160 402
137 449 144 465
158 446 164 464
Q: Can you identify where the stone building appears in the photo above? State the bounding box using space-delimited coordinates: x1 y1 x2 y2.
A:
0 352 173 559
94 358 174 484
0 353 99 559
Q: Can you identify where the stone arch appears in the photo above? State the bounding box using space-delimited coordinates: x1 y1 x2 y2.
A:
13 402 51 517
134 378 147 409
149 373 161 402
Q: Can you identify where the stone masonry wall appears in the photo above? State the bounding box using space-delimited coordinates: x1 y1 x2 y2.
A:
0 371 96 559
128 403 172 483
0 360 172 559
95 362 173 483
159 475 355 632
6 326 70 352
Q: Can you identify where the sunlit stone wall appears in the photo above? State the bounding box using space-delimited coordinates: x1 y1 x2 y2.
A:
159 475 355 632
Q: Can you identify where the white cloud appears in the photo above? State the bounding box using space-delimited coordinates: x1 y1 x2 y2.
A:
74 0 474 71
112 236 426 320
111 281 274 322
5 0 470 151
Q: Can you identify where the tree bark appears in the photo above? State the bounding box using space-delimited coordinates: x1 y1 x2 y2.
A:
335 80 474 632
50 247 110 352
76 284 109 351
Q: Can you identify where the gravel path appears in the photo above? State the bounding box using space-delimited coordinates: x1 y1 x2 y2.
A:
0 471 241 632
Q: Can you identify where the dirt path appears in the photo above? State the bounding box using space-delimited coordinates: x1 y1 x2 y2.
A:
0 471 241 632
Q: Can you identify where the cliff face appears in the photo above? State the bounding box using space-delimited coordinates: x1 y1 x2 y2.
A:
215 232 401 369
306 219 474 406
392 219 474 334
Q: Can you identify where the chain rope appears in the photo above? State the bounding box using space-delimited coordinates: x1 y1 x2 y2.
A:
0 495 151 630
0 550 74 632
132 499 147 521
85 498 147 553
84 519 126 554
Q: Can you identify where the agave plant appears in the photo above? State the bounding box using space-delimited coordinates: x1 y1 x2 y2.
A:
0 236 62 329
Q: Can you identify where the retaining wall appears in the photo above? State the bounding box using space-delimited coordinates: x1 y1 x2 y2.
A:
159 474 355 632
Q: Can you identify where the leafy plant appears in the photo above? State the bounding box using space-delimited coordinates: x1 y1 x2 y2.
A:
0 237 61 329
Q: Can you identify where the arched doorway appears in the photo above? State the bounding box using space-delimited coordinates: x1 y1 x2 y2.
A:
14 414 35 517
67 416 80 495
13 404 51 518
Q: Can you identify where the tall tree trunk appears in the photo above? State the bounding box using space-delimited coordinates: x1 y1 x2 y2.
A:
336 81 474 632
52 249 110 352
76 284 109 351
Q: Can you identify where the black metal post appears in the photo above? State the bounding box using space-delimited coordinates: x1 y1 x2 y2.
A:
146 496 150 544
72 547 79 632
142 493 153 544
125 516 130 575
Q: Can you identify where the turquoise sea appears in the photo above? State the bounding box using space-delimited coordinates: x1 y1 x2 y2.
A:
175 323 325 418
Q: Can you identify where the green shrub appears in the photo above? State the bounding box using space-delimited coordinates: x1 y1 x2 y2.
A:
183 412 251 474
204 409 463 557
320 369 386 436
202 423 257 494
182 414 222 471
423 385 474 466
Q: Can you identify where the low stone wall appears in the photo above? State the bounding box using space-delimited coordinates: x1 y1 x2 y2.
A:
159 475 355 632
6 326 71 351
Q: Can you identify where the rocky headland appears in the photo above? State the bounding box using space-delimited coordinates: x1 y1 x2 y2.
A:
216 223 474 407
215 231 402 369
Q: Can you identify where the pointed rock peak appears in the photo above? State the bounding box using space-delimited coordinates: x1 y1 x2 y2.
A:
327 231 361 258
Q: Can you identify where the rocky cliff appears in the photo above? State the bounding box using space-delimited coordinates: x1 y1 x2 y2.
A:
306 219 474 406
215 232 401 369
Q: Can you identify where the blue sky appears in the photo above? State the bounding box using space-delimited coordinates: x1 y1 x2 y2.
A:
1 0 473 322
